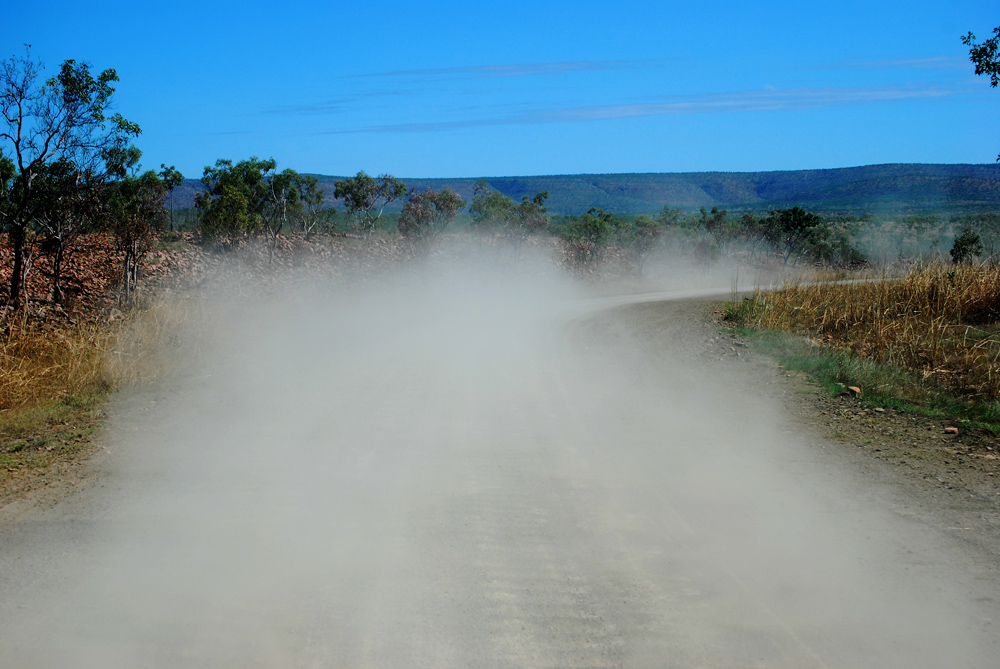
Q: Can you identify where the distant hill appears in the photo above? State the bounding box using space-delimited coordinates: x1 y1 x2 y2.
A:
170 163 1000 216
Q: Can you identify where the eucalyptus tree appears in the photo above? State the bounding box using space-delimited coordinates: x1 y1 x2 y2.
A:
290 173 330 238
158 164 184 231
765 207 824 265
32 158 101 303
511 191 550 248
397 187 465 242
0 50 140 308
261 168 310 263
561 207 614 264
106 149 166 302
469 180 549 248
333 171 405 238
195 157 276 246
631 214 664 274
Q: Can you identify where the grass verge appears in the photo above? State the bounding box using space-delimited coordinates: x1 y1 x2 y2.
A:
723 263 1000 434
723 325 1000 434
1 298 192 490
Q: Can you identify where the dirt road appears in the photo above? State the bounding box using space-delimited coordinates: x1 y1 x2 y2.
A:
1 268 998 667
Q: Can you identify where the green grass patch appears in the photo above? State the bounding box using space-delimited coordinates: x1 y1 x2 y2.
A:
726 325 1000 433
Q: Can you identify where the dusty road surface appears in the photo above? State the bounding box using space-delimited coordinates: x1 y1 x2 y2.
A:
1 263 999 668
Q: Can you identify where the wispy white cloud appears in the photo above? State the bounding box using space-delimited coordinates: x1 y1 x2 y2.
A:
821 56 967 70
266 89 420 116
323 83 974 134
340 59 671 81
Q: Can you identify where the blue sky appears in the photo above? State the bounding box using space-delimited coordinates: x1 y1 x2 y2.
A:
3 1 998 178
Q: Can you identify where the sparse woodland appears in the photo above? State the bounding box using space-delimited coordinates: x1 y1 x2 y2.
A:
3 28 1000 476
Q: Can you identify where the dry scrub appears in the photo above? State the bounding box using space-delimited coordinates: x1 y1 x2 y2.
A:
1 302 190 414
729 264 1000 405
0 299 194 503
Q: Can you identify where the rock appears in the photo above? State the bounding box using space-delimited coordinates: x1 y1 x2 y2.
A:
874 407 885 413
945 427 959 435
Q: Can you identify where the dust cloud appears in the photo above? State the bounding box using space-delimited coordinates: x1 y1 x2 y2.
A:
1 244 997 667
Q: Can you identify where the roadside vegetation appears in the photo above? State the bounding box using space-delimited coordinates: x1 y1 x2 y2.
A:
725 263 1000 430
3 24 1000 494
722 29 1000 433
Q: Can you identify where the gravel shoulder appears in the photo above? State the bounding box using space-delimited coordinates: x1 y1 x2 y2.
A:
2 285 1000 667
610 296 1000 564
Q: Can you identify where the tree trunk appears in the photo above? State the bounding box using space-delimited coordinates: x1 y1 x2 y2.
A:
52 242 64 305
8 225 26 310
122 253 132 303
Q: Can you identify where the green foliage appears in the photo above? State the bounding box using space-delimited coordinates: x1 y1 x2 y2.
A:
291 174 333 238
631 214 665 273
951 213 1000 258
963 27 1000 88
563 207 613 246
469 180 550 247
106 166 166 301
333 171 405 237
469 179 514 229
559 207 615 264
398 187 465 240
951 227 984 264
0 49 140 308
195 157 276 243
963 26 1000 161
158 164 183 232
766 206 823 263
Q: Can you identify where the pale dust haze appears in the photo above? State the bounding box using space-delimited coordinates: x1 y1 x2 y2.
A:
0 246 998 667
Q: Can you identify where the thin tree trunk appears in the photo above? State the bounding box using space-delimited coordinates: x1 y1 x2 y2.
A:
8 225 26 309
52 242 64 304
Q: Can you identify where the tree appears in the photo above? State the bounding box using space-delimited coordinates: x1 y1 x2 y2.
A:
963 26 1000 160
657 205 684 228
289 173 330 238
631 214 664 274
33 158 102 304
700 206 739 253
397 187 465 242
333 171 405 238
561 207 614 264
106 162 165 302
469 179 515 234
951 227 983 264
765 207 824 264
261 168 312 264
0 50 140 308
468 180 549 247
158 164 184 231
511 191 550 247
195 157 276 246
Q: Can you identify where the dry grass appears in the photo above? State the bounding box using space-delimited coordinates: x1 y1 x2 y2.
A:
728 263 1000 402
0 301 190 414
0 298 195 470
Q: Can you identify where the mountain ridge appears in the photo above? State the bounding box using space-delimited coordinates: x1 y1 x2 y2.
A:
169 163 1000 216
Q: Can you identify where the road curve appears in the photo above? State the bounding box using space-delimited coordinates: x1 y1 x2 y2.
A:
1 271 998 668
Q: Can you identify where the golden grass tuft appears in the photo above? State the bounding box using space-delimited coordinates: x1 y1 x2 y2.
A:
1 299 193 417
731 263 1000 401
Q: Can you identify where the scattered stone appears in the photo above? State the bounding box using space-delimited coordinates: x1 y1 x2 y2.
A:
945 427 960 435
874 407 885 413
